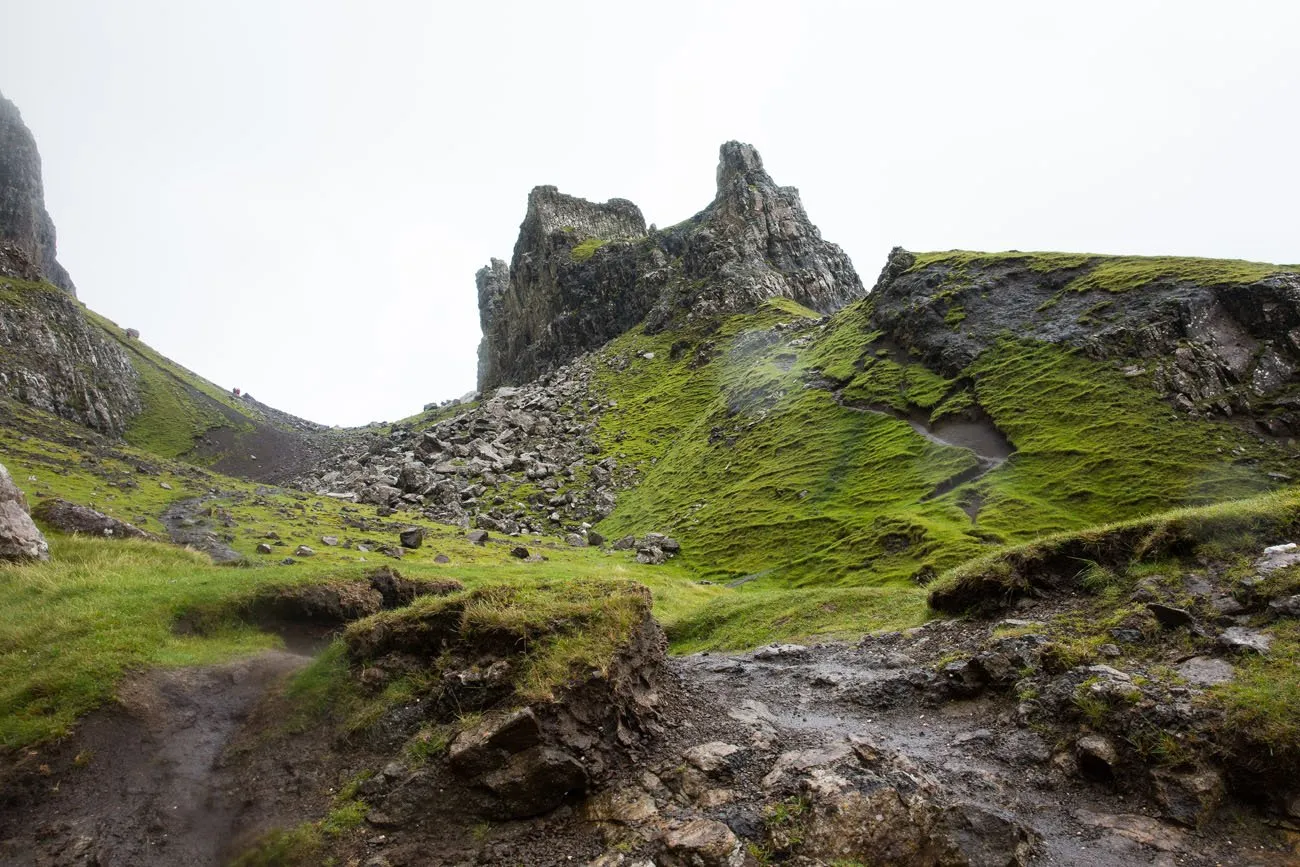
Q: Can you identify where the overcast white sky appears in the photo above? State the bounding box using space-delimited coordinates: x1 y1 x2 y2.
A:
2 1 1297 426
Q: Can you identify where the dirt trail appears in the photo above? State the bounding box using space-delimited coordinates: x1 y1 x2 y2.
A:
2 629 1292 866
0 651 309 867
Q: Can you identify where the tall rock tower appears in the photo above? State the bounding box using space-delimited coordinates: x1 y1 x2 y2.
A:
0 91 76 295
476 141 864 390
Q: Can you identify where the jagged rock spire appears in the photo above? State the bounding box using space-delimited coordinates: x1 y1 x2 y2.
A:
0 91 76 295
475 142 865 390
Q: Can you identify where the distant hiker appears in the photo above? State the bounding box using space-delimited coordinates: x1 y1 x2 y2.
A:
232 387 241 396
125 328 139 339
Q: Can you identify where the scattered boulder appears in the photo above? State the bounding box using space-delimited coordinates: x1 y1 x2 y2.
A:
1147 603 1194 629
1218 626 1272 654
255 542 273 555
467 529 489 545
0 463 48 562
658 818 750 867
398 527 424 549
30 498 154 541
1151 766 1224 828
294 545 315 557
510 546 530 559
321 535 340 546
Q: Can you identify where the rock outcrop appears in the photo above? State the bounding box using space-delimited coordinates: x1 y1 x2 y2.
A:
0 462 49 562
0 280 142 434
476 141 864 390
869 248 1300 434
30 498 154 541
0 92 75 296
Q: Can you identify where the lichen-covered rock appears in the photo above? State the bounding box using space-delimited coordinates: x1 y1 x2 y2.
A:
0 91 75 295
0 462 48 562
476 141 864 390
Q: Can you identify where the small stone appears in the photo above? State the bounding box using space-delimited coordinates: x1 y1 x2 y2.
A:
1176 656 1234 686
160 481 172 490
467 529 489 545
1152 766 1224 827
658 818 743 867
1147 603 1194 629
1268 594 1300 617
256 543 273 555
281 557 296 565
682 742 741 775
320 535 340 546
1218 626 1272 654
294 545 315 557
1076 734 1118 780
399 527 424 549
434 554 451 564
510 546 530 559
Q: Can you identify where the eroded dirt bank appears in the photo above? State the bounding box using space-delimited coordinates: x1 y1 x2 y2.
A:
5 619 1297 866
0 652 309 867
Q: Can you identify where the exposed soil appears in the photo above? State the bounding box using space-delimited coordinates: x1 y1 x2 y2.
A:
4 616 1295 866
0 651 311 867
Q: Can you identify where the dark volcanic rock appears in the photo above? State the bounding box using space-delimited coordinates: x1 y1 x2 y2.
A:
476 141 864 390
0 91 75 295
869 247 1300 433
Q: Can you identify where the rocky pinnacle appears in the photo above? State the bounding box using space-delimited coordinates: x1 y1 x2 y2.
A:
0 91 76 295
475 141 864 391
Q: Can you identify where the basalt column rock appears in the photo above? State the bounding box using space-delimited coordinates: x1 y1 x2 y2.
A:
476 142 865 390
0 91 75 295
477 188 649 391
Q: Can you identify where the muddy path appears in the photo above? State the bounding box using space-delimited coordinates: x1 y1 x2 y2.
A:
662 626 1289 867
2 625 1292 866
0 651 309 867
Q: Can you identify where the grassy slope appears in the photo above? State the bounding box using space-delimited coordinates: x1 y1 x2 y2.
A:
5 249 1298 748
927 486 1300 775
0 399 715 749
591 263 1296 646
81 307 273 458
905 250 1300 292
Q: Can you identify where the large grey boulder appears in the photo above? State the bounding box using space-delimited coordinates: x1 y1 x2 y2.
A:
0 463 49 562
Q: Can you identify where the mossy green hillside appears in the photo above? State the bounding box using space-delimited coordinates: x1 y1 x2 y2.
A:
906 250 1299 293
80 308 273 459
590 293 1293 640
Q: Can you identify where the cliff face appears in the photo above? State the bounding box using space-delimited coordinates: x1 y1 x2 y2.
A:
0 93 75 296
0 278 140 433
476 142 864 391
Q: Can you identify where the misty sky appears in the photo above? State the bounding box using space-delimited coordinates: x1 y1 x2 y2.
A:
2 1 1297 426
